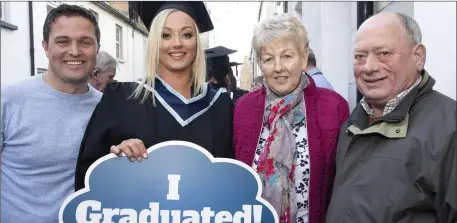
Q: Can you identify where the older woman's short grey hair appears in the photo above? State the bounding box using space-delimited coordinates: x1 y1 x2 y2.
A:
395 12 422 45
252 13 309 61
95 51 118 72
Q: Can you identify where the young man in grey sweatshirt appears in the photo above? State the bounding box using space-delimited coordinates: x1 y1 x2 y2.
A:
1 4 102 223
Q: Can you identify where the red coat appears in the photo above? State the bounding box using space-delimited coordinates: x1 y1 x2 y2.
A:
233 76 350 223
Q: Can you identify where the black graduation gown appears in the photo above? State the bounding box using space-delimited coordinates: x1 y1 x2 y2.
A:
208 83 249 102
75 78 234 191
233 88 249 102
208 82 238 101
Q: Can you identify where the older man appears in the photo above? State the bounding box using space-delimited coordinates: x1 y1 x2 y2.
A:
89 51 117 92
250 75 264 91
326 12 456 223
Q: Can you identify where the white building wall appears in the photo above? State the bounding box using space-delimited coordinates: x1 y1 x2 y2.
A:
1 2 32 84
414 2 456 100
287 2 356 108
292 2 323 69
131 32 147 81
347 2 359 111
319 2 352 103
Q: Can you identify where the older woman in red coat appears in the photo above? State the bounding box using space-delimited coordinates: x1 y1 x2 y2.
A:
233 14 349 223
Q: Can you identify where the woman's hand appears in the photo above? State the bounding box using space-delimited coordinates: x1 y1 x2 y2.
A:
110 139 148 162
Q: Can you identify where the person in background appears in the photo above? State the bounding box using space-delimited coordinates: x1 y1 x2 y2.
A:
75 1 234 190
304 48 334 90
227 69 249 101
250 75 264 91
1 4 102 223
326 12 456 223
89 51 117 92
233 13 349 223
205 45 236 99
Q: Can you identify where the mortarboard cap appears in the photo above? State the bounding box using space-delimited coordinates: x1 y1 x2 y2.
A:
128 1 214 33
205 46 237 81
205 46 237 58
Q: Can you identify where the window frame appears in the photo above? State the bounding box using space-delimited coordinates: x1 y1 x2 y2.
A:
0 2 18 30
37 68 48 75
115 24 124 60
1 2 9 22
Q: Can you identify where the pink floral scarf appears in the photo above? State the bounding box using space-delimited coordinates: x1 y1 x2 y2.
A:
256 74 308 223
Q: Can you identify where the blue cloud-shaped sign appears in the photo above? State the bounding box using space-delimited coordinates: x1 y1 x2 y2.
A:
60 141 278 223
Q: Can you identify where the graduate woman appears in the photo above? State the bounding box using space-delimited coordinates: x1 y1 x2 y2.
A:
75 1 234 190
205 46 236 97
205 46 248 102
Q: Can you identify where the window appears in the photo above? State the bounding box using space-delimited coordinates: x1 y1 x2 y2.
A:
0 1 18 30
1 2 10 22
47 5 55 14
89 9 99 22
115 24 123 60
0 2 3 20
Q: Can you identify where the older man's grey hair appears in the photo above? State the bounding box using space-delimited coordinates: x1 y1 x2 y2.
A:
395 12 422 45
253 76 264 85
307 48 316 67
251 13 309 62
95 51 118 72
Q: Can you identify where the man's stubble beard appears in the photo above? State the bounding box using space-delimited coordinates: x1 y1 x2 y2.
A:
60 74 90 85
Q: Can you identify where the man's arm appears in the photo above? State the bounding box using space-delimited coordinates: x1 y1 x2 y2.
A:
433 130 457 223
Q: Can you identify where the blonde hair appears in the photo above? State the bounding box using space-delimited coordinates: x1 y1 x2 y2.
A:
252 13 309 62
133 9 207 104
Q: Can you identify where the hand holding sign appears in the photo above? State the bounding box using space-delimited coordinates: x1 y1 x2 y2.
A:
60 141 278 223
109 138 148 162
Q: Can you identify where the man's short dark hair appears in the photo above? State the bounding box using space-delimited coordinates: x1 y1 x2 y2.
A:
307 48 316 67
43 4 100 45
